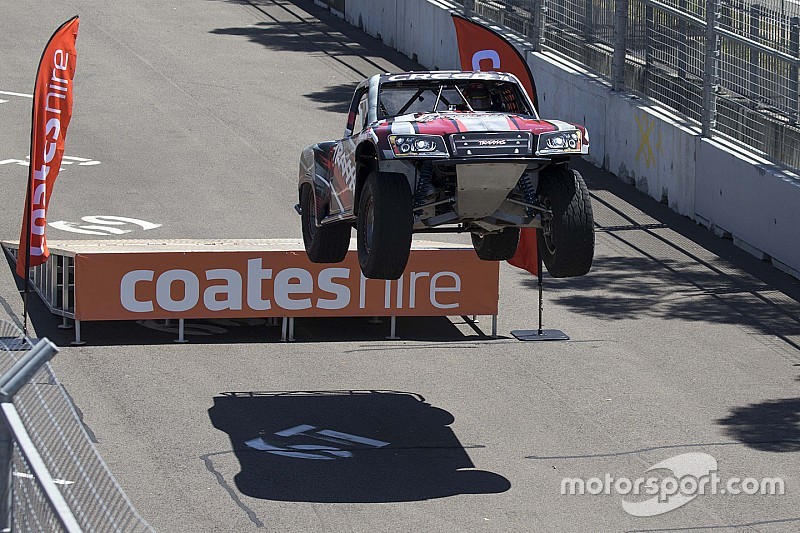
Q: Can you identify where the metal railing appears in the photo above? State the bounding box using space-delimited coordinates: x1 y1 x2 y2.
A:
0 320 153 532
459 0 800 171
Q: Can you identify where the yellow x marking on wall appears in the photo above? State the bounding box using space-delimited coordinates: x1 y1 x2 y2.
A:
635 113 661 168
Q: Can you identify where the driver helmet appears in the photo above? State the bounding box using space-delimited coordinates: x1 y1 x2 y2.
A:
465 82 492 111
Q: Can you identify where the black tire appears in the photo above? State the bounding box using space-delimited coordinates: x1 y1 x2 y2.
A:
300 184 351 263
536 166 594 277
471 228 520 261
357 171 413 279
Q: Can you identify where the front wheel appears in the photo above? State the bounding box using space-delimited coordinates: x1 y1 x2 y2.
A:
357 171 413 279
536 166 594 277
471 228 520 261
300 184 351 263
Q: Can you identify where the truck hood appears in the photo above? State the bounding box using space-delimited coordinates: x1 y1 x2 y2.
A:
375 112 583 137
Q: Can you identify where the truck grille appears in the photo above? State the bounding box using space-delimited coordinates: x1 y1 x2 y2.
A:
450 132 532 157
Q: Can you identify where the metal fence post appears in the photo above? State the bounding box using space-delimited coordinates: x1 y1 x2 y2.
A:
677 0 688 79
584 0 595 43
463 0 474 17
612 0 630 91
645 2 654 89
531 0 547 52
702 0 722 136
749 4 761 101
790 17 799 125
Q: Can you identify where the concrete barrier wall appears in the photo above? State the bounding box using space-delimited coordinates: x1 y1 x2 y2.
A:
322 0 800 278
343 0 461 71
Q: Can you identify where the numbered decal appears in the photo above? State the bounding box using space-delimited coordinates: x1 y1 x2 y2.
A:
245 424 390 460
50 215 162 236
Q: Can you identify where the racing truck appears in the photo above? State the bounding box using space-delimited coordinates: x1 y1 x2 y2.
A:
296 71 594 280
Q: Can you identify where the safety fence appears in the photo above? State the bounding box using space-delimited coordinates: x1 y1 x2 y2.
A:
0 319 153 532
458 0 800 171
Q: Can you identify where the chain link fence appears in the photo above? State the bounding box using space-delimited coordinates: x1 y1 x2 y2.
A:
458 0 800 171
0 320 153 532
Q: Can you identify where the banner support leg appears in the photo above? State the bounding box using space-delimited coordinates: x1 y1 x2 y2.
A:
281 317 288 342
288 317 295 342
71 320 85 346
491 315 498 338
58 257 71 330
386 316 400 340
175 319 188 344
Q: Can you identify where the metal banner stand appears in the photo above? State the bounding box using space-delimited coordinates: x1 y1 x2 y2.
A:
511 241 569 342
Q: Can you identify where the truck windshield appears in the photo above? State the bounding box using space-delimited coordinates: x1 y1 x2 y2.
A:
378 80 535 118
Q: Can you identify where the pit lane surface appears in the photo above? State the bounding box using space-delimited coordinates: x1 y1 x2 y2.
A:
1 1 799 531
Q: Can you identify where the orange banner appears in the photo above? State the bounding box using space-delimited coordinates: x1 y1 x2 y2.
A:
452 14 538 110
452 14 540 275
17 17 80 277
74 250 499 320
507 226 539 275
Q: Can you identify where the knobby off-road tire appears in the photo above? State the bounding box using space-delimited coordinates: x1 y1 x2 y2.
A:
536 166 594 277
300 184 351 263
471 228 520 261
357 171 413 280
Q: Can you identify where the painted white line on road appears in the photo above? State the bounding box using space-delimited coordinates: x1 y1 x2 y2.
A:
0 100 8 105
0 90 33 98
0 156 102 169
49 221 131 235
79 215 161 230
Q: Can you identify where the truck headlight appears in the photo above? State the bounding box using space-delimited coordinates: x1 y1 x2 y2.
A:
389 135 448 157
536 130 583 155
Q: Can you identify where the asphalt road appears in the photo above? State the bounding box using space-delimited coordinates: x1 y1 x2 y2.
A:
1 1 800 531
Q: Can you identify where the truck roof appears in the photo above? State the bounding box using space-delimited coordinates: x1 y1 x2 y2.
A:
378 71 516 83
356 71 519 91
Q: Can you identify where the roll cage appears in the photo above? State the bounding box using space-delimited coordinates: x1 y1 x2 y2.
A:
377 79 536 118
343 72 540 136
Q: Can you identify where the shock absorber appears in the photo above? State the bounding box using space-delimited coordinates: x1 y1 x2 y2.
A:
414 161 435 207
519 172 537 218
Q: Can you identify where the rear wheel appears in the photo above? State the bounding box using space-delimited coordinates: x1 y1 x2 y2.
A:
471 228 520 261
536 166 594 277
300 184 351 263
357 171 413 279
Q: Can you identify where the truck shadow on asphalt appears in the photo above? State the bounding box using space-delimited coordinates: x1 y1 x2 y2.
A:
205 390 510 506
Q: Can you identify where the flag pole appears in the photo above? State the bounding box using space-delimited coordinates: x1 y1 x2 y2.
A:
21 56 39 340
537 240 544 336
22 195 31 338
510 231 570 341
